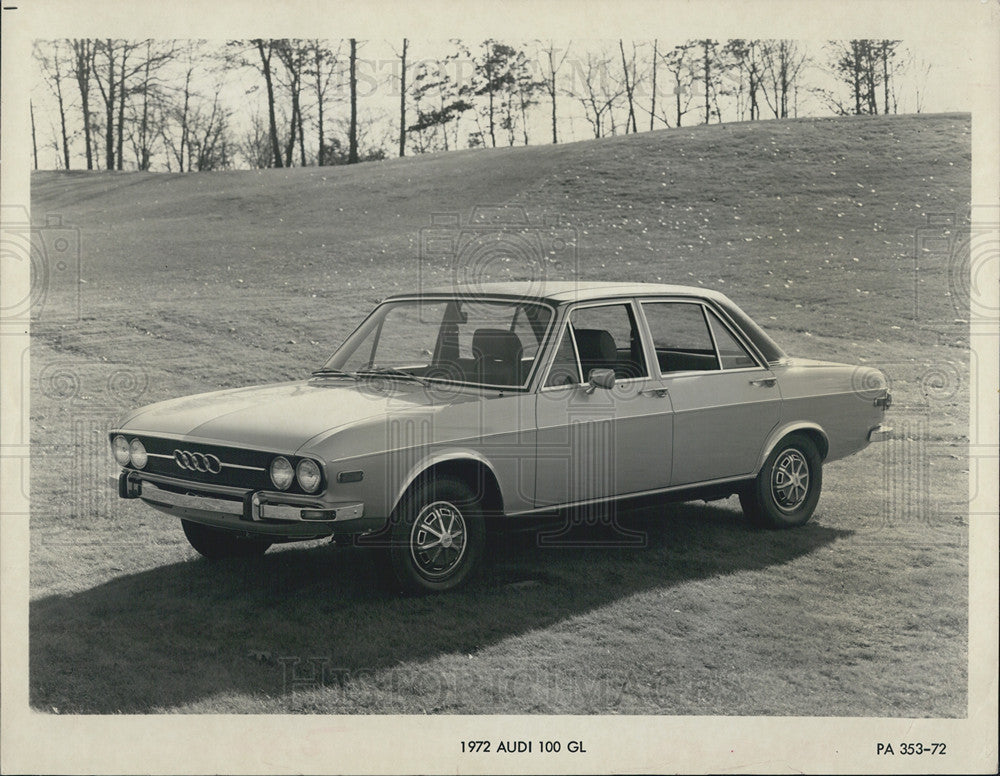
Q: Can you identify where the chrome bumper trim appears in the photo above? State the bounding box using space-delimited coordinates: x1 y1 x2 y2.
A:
134 480 364 523
868 424 893 442
141 482 244 516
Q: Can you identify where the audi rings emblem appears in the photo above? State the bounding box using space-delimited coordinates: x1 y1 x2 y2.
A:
173 449 223 474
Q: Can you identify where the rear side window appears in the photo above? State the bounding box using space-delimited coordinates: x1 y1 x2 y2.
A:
641 301 718 373
706 310 757 369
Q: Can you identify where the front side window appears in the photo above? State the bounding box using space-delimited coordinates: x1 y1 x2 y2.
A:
569 303 648 380
545 326 581 387
323 298 552 388
543 303 649 386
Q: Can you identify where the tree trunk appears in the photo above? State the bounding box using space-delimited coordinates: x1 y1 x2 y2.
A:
676 73 683 127
314 46 325 166
298 104 306 166
285 83 299 167
105 40 116 170
486 43 496 148
399 38 407 157
257 40 282 167
852 42 862 115
116 46 127 171
703 40 711 124
348 38 358 163
549 66 558 142
73 40 94 169
649 40 658 131
882 41 891 114
30 99 38 170
138 48 151 170
179 69 191 172
619 40 637 133
51 55 71 169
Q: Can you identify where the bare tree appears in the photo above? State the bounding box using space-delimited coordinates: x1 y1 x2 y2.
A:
30 99 39 170
160 59 194 171
657 42 697 127
408 55 473 153
538 40 570 143
759 40 808 119
907 49 932 113
648 39 658 130
348 38 359 163
569 49 624 138
234 39 285 167
238 110 275 168
34 40 73 169
723 39 765 120
70 39 95 169
90 39 118 168
125 39 176 170
618 40 639 133
827 40 888 116
397 38 408 156
273 40 311 166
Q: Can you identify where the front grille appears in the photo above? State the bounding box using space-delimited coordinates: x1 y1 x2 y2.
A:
113 435 322 494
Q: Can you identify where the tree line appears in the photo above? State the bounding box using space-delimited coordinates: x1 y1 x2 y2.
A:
31 38 928 172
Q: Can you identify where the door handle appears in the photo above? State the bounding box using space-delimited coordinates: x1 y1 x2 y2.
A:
749 377 777 387
640 387 670 398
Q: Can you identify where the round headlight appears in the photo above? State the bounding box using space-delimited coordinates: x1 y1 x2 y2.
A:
269 456 294 490
112 435 131 466
296 459 322 493
129 438 147 469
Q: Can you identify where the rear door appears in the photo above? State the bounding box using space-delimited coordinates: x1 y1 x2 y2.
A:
637 298 781 486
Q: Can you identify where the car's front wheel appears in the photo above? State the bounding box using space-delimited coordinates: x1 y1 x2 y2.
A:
181 519 272 559
388 475 486 594
740 433 822 528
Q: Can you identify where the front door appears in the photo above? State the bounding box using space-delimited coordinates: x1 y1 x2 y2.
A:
534 301 674 508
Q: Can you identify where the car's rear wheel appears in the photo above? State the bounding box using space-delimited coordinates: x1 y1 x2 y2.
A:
181 519 272 559
388 475 486 594
740 433 822 528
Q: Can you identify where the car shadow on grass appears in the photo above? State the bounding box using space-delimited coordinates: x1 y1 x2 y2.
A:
30 498 850 713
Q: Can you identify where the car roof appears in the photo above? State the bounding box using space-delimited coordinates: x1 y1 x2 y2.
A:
384 281 729 305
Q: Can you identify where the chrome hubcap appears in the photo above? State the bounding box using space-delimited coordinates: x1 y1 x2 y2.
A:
410 500 467 579
771 449 810 512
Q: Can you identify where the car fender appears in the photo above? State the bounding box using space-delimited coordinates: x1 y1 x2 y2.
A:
754 421 829 475
390 448 503 515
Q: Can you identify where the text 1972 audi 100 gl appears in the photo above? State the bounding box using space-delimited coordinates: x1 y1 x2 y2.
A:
111 282 892 593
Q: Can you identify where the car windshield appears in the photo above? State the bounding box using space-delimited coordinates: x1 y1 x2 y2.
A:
318 297 554 389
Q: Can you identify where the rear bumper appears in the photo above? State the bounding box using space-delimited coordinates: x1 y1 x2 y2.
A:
116 470 383 539
867 424 893 443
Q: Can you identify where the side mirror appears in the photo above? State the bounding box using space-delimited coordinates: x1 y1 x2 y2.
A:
585 368 616 393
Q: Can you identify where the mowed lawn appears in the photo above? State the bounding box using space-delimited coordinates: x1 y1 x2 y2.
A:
28 113 970 715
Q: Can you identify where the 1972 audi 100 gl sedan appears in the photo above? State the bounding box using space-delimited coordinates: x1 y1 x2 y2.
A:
111 282 893 593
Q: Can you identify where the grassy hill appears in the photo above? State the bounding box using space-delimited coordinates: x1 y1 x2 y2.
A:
31 113 970 349
28 113 971 716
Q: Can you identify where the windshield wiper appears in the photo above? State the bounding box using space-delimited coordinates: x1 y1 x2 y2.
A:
310 368 359 379
355 366 432 386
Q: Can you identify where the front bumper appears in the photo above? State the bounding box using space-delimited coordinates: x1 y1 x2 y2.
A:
116 470 381 539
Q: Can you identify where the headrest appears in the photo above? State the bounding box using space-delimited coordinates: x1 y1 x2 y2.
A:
472 328 523 364
572 328 617 364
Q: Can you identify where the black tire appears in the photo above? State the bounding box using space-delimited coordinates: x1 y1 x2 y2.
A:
388 475 486 594
740 433 822 528
181 519 272 559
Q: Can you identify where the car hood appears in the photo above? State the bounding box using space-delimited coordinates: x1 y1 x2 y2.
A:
117 378 465 453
